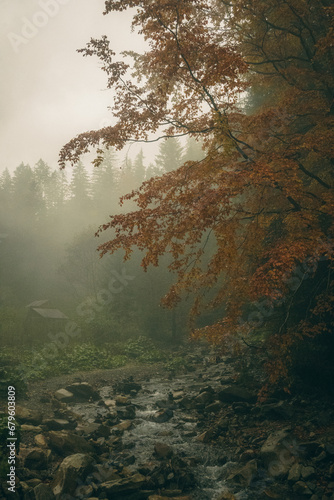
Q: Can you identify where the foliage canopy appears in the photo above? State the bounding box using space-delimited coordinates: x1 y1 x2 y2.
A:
60 0 334 391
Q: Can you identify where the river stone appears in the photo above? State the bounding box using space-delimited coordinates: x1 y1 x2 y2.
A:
217 386 256 403
47 430 95 455
114 379 142 394
33 483 55 500
152 409 173 423
100 473 146 495
34 434 48 448
196 428 216 443
301 466 315 479
24 448 49 470
292 481 313 496
116 405 136 419
65 382 100 401
205 401 223 413
20 424 42 433
52 453 94 497
227 459 258 487
117 420 133 431
330 463 334 477
115 395 131 406
43 418 76 431
217 492 237 500
288 463 302 482
154 442 173 459
194 391 214 406
15 406 43 426
260 428 295 476
54 388 74 403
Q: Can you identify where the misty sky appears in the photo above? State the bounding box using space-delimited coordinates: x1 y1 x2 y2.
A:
1 0 154 173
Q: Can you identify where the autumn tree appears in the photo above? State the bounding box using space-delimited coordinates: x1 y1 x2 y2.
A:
60 0 334 392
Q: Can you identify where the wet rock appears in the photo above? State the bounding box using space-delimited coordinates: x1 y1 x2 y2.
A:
77 422 109 439
33 483 55 500
300 442 322 458
288 463 302 482
172 390 184 399
43 418 76 431
47 430 95 456
104 398 116 408
34 434 48 448
52 453 94 497
21 424 42 433
196 428 216 443
301 466 315 480
15 406 43 426
65 382 100 401
75 483 94 498
217 386 256 403
255 401 292 420
115 395 131 406
116 405 136 420
116 420 133 432
152 409 173 423
329 463 334 477
260 428 295 476
217 492 237 500
178 396 193 409
54 388 74 403
114 378 142 395
194 391 214 406
100 473 146 496
154 442 173 459
227 459 258 487
24 448 49 470
293 480 313 496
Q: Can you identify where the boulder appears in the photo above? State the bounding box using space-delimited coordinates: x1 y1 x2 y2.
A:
194 391 214 406
43 418 76 431
154 442 173 459
114 379 142 394
205 401 223 413
34 434 48 448
292 481 313 496
260 429 295 476
116 405 136 420
15 406 42 426
54 389 74 403
101 473 146 495
24 448 49 470
52 453 94 497
115 395 131 406
65 382 100 401
152 409 173 423
33 483 55 500
288 463 302 482
227 459 258 487
196 428 216 443
20 424 42 433
217 386 256 403
47 430 95 456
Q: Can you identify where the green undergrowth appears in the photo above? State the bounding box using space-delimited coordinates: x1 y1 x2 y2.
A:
0 336 188 388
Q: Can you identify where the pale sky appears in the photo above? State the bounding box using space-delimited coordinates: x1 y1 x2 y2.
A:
0 0 155 173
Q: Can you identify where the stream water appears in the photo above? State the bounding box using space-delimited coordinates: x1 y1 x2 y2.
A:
69 364 250 499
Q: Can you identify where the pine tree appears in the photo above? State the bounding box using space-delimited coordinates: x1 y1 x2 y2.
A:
155 137 183 173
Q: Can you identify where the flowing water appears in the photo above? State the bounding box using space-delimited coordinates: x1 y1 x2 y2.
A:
69 364 252 499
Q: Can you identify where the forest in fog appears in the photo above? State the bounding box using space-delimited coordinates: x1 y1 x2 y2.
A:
0 137 208 351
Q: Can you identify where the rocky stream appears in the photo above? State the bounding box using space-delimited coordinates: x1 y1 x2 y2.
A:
1 350 334 500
